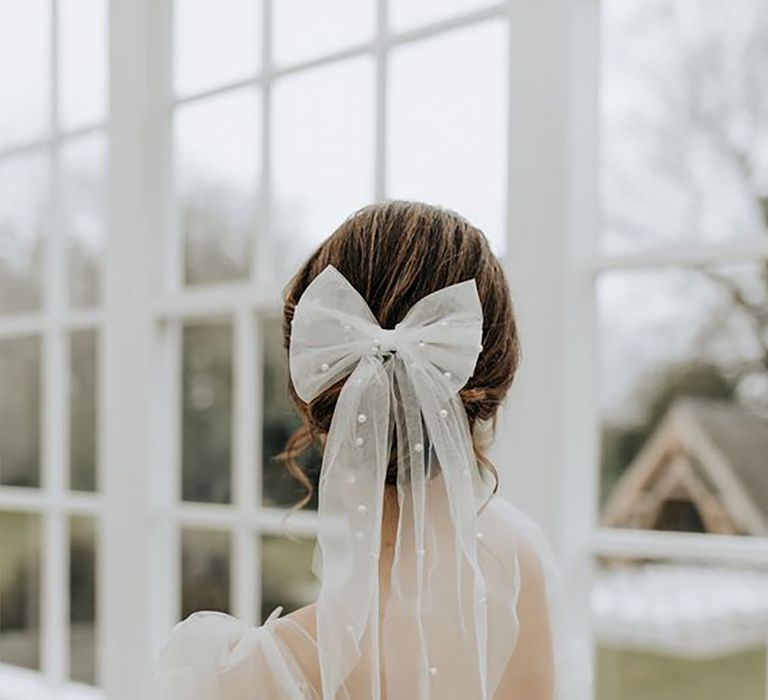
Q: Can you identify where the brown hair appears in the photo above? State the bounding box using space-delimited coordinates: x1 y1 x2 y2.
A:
278 200 520 509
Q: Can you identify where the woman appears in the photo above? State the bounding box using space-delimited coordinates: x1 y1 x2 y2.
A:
153 200 584 699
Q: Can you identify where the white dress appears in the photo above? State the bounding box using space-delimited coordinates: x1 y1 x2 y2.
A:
150 494 589 700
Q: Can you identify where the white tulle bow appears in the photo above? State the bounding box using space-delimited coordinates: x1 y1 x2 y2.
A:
289 264 494 699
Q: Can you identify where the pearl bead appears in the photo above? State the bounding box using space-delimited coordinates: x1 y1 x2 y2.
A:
418 340 426 348
320 362 330 372
478 343 483 351
443 371 452 380
357 413 367 424
372 338 380 346
476 531 484 540
346 624 354 634
429 666 438 677
439 409 448 418
355 436 364 446
354 531 364 540
414 442 423 453
347 474 357 484
439 320 448 327
357 504 368 515
417 548 426 557
343 323 351 331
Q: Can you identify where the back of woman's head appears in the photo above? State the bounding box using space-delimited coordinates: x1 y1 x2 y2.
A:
280 200 520 504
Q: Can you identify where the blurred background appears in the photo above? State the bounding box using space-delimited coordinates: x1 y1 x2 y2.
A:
0 0 767 699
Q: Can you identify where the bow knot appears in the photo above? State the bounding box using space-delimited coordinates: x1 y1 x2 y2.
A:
372 327 400 354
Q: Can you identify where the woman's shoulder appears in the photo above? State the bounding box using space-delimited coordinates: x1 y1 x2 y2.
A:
480 495 558 578
151 607 319 700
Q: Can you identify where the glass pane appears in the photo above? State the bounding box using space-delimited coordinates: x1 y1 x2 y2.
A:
62 133 106 309
174 0 261 96
181 529 231 620
260 535 319 623
272 0 374 66
0 336 42 488
0 512 41 670
261 317 320 510
70 330 98 492
69 516 97 685
389 0 496 32
58 0 107 130
594 560 768 699
0 154 48 315
271 57 374 281
599 263 768 534
387 20 508 252
0 2 50 148
601 0 768 254
182 322 233 503
175 89 260 285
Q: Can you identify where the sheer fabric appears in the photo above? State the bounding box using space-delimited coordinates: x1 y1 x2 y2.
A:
152 495 588 700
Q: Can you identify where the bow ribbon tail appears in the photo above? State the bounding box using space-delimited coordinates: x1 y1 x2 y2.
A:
412 368 490 700
315 356 391 700
392 358 433 693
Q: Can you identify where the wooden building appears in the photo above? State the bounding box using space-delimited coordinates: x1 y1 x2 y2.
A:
602 398 768 536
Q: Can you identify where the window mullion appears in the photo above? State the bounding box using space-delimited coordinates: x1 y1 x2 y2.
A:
41 0 69 686
254 0 273 284
101 0 158 697
233 308 257 625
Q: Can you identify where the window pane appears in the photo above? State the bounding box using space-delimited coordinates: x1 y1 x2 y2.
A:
58 0 107 130
0 2 50 148
69 516 97 685
594 560 768 699
182 322 233 503
389 0 496 32
0 336 41 488
272 0 374 66
387 20 508 252
261 317 320 510
62 132 106 309
181 529 231 620
601 0 768 254
271 57 375 281
175 89 260 285
0 154 48 315
174 0 261 96
599 264 768 534
70 330 98 492
260 535 318 623
0 512 41 670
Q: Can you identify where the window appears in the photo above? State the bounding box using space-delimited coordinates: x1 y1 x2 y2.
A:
596 0 768 697
158 0 510 650
0 0 106 695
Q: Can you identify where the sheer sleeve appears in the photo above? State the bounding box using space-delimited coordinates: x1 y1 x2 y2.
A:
483 496 593 700
150 610 320 700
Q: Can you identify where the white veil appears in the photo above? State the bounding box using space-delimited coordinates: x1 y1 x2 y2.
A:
288 264 509 699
